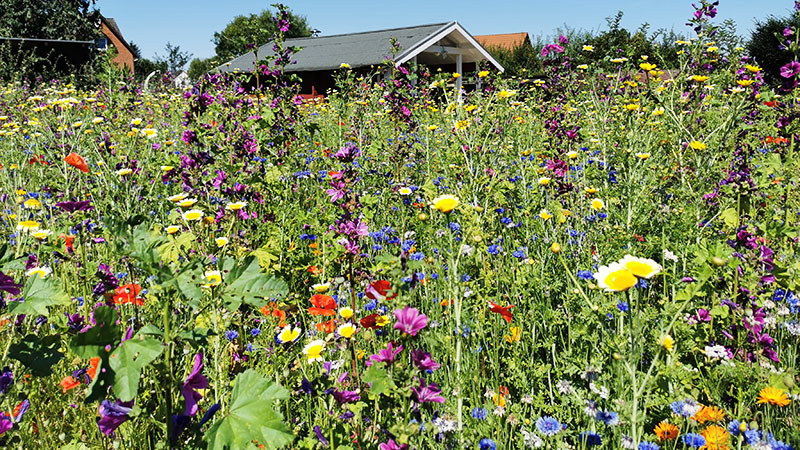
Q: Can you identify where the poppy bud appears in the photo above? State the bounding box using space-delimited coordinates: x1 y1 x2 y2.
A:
711 256 726 267
418 213 428 221
550 243 561 253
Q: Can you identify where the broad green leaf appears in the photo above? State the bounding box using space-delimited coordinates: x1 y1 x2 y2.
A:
0 244 24 270
721 208 739 228
205 369 294 450
219 257 288 311
138 324 164 336
161 261 204 301
8 275 71 317
70 306 120 358
362 364 395 397
128 224 168 267
178 327 215 348
8 334 63 376
109 336 164 401
250 247 277 270
158 232 196 263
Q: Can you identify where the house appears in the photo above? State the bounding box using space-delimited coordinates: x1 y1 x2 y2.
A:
218 21 503 96
99 16 135 72
474 32 532 52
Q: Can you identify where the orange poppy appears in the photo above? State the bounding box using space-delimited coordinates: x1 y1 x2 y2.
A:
309 294 336 316
64 152 89 173
112 284 144 306
60 357 100 393
259 302 288 328
488 301 514 323
316 319 337 333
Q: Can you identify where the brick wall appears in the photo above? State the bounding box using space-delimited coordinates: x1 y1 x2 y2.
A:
101 22 134 72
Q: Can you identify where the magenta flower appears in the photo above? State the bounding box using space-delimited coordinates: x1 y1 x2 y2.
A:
380 440 409 450
393 306 428 336
780 61 800 79
98 399 134 436
366 342 403 367
182 352 208 417
411 378 446 404
0 415 12 436
411 349 440 372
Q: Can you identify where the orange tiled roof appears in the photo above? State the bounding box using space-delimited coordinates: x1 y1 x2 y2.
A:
475 32 529 51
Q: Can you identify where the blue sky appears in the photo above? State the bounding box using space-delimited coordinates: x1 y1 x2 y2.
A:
96 0 796 61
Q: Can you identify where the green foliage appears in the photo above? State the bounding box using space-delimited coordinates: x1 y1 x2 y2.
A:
188 57 220 80
213 6 312 62
8 275 71 317
7 334 64 377
748 14 800 86
218 256 289 310
109 334 164 401
204 369 294 450
155 42 193 74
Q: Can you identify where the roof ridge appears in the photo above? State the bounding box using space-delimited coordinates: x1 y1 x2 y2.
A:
284 21 454 43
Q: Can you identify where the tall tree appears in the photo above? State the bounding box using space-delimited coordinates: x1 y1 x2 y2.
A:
156 42 193 73
213 7 311 62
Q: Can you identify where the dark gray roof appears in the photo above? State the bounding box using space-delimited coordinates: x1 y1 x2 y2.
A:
218 22 453 73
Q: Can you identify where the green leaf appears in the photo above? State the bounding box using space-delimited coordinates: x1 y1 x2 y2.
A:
8 275 71 317
709 305 729 319
7 334 63 376
205 369 294 450
109 336 164 401
158 232 196 264
128 224 168 267
721 208 739 229
362 364 395 397
139 324 164 337
85 355 115 403
161 261 204 301
219 257 288 311
250 247 277 270
70 306 120 358
178 327 215 348
0 244 24 270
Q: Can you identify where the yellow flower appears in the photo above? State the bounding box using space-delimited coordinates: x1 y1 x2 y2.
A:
92 117 104 124
745 64 761 73
215 236 228 246
131 118 142 126
584 186 599 194
478 70 490 78
700 424 730 450
659 335 674 351
375 315 390 327
431 194 459 213
182 209 204 221
454 120 469 130
689 140 707 150
550 242 561 253
539 209 552 221
538 177 551 186
624 103 640 111
691 75 710 82
757 386 791 407
610 57 628 63
161 165 174 172
497 89 515 99
339 63 351 69
398 187 412 196
577 64 588 70
276 326 301 344
302 339 326 363
141 128 158 138
117 168 132 176
452 72 461 79
165 225 181 234
618 255 662 278
337 323 357 339
178 198 198 208
583 45 594 52
32 229 52 240
226 201 247 211
594 263 637 291
492 393 506 407
640 62 657 71
504 326 522 343
313 282 330 293
736 79 755 87
23 198 41 209
203 270 223 287
16 220 40 232
566 151 579 159
636 152 651 160
591 198 605 211
339 307 353 320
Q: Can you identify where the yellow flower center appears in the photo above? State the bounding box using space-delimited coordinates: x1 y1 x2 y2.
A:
603 269 637 291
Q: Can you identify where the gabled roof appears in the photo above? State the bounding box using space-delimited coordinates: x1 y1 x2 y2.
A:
475 32 530 51
218 21 503 73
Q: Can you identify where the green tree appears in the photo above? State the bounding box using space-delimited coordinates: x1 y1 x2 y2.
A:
188 57 219 80
748 13 800 86
155 42 193 73
213 6 312 62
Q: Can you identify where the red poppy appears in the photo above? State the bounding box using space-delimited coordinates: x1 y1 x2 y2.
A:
360 313 380 329
260 302 288 327
29 154 48 166
64 152 89 173
308 294 336 316
488 301 514 324
60 357 100 393
112 284 144 306
307 265 322 276
315 319 337 333
365 280 397 301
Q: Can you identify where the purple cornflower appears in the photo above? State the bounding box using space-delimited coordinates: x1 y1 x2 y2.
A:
366 342 403 367
411 378 446 404
393 306 428 336
410 349 440 372
0 368 13 394
182 352 208 416
97 399 134 436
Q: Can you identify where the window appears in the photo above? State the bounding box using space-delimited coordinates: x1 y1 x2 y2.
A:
95 37 108 50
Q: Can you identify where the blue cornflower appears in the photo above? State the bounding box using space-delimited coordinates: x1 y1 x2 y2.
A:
487 245 502 255
595 410 619 426
479 438 496 450
410 252 425 261
250 328 261 337
681 433 706 448
500 217 513 225
471 407 488 420
616 301 629 312
225 330 239 340
727 420 745 436
512 248 527 259
670 401 685 416
577 270 594 280
579 431 602 446
461 274 470 282
535 416 561 436
494 207 505 214
245 343 255 352
638 442 660 450
449 222 461 232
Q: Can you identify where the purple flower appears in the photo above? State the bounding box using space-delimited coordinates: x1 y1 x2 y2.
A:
0 415 12 436
330 388 360 403
333 143 361 161
412 378 446 404
380 440 409 450
411 349 440 372
55 200 93 212
393 306 428 336
313 425 329 446
97 399 133 436
780 61 800 79
13 399 29 422
366 342 403 366
0 367 12 394
182 352 208 416
0 271 21 296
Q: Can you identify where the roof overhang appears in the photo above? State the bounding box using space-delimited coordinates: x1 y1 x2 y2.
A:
396 22 504 72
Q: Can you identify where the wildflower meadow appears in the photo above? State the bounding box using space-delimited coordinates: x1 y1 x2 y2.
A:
0 2 799 449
